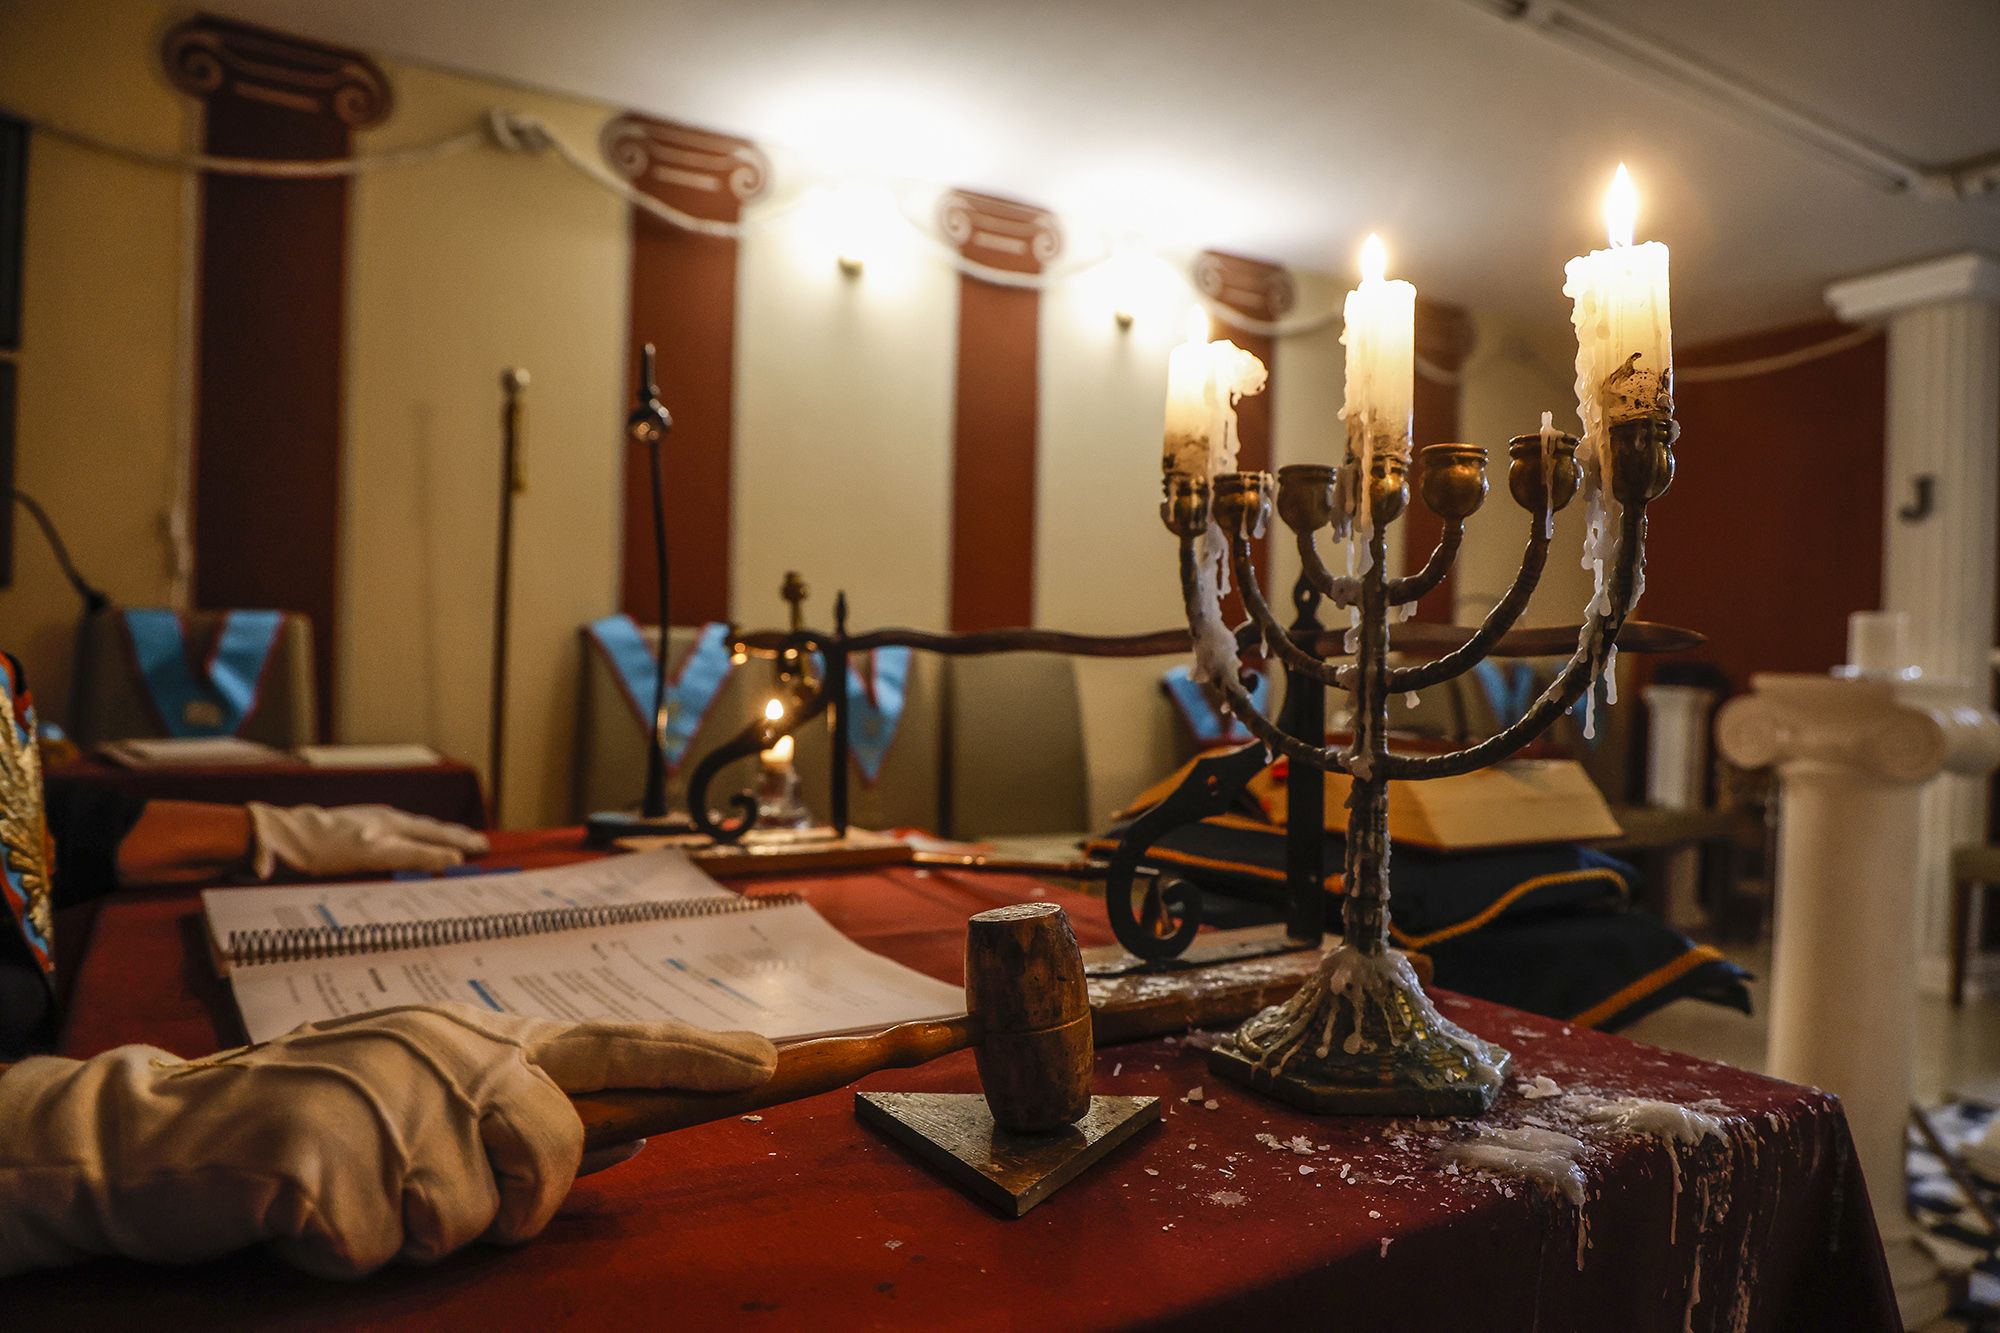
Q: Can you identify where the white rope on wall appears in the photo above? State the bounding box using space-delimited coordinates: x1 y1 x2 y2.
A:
13 110 489 178
0 99 1888 389
1675 322 1883 382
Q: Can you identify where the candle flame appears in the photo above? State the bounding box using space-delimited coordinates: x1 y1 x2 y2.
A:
1604 163 1638 248
764 697 786 722
1183 304 1211 346
1360 233 1387 284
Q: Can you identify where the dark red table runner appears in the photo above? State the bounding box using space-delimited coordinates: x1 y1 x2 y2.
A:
21 830 1895 1330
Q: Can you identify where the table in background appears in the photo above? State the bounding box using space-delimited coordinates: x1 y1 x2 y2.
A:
24 829 1895 1330
45 752 488 829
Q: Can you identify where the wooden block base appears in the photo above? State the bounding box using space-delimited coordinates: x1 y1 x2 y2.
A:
855 1092 1160 1218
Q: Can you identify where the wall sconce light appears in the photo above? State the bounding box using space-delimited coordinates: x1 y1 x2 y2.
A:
817 181 897 279
1097 242 1181 332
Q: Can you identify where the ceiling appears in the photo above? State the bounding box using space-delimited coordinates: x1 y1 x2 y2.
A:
207 0 2000 343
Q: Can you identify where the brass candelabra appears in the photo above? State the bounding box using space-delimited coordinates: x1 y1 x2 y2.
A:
1150 409 1677 1116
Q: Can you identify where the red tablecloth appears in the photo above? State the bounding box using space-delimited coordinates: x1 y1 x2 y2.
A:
46 753 489 830
21 830 1896 1330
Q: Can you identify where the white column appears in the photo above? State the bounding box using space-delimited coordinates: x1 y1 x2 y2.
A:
1643 683 1713 928
1717 674 2000 1327
1826 252 2000 989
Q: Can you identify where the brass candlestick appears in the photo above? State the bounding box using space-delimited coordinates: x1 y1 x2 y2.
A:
1154 409 1676 1117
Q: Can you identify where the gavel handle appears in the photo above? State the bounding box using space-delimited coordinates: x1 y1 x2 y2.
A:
573 1014 978 1152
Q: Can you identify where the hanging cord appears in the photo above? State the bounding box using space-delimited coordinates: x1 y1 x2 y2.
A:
12 489 109 612
1199 298 1462 385
1676 322 1883 382
5 105 488 179
1201 298 1342 341
0 103 1892 366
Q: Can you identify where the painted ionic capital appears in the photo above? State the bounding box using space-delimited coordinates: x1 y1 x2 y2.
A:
1714 674 1994 784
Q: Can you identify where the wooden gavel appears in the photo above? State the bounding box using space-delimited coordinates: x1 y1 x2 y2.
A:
573 902 1093 1151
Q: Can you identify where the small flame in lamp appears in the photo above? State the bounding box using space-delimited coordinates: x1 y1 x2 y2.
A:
1604 163 1638 249
1359 232 1388 284
761 697 794 769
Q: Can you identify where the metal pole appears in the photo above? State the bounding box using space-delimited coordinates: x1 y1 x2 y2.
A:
831 590 850 836
1282 576 1326 946
633 344 674 819
488 367 528 825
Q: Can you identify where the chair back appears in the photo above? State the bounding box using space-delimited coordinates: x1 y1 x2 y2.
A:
945 652 1089 838
572 623 776 820
71 609 316 748
792 650 946 834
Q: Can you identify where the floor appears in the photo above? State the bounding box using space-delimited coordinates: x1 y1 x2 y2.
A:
1623 940 2000 1107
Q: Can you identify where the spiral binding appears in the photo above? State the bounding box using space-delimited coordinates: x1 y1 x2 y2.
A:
228 892 803 966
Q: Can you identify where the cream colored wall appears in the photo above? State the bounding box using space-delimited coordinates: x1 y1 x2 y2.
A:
1453 314 1595 627
1034 260 1187 633
732 171 957 631
343 63 628 829
0 0 190 722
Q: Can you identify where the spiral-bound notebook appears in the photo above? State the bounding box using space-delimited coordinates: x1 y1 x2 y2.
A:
201 849 961 1045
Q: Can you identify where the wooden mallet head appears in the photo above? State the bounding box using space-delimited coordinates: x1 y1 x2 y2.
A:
963 902 1093 1133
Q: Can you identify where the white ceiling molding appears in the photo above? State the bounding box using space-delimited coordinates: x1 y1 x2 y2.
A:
1826 252 2000 322
1459 0 1999 204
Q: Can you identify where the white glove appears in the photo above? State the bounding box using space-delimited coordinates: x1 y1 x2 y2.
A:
248 802 491 878
0 1003 776 1279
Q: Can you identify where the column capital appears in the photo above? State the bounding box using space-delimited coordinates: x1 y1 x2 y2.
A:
1825 251 2000 322
1717 673 2000 782
1193 250 1295 325
160 15 391 128
938 189 1062 276
600 114 769 225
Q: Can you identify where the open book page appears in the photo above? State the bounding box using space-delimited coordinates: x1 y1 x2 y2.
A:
226 898 963 1044
203 848 731 957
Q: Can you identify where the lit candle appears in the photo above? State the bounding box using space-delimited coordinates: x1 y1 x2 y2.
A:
1339 234 1416 539
1562 163 1673 616
1564 163 1673 454
760 698 793 771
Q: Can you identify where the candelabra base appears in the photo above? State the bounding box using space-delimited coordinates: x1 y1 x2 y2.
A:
1206 944 1511 1117
583 808 696 849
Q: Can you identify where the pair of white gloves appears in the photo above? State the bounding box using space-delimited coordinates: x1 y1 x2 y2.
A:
0 1004 777 1279
0 808 778 1278
247 802 493 879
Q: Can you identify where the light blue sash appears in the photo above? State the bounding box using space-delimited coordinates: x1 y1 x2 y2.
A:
121 608 285 738
1473 659 1592 734
845 646 912 784
1163 664 1268 746
586 616 736 771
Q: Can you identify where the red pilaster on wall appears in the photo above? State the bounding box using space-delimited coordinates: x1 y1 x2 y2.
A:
945 190 1061 632
1195 250 1293 624
604 115 767 626
1404 300 1477 624
163 17 390 738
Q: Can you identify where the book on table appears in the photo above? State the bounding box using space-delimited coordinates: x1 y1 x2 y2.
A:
200 848 963 1045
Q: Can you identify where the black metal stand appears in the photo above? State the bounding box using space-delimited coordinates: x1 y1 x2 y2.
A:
1280 577 1327 947
586 344 694 848
487 368 527 825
